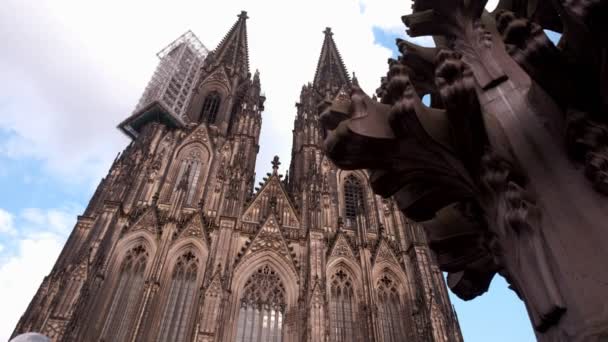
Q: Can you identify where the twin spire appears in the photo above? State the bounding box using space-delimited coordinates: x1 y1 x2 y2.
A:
212 12 349 91
313 27 351 92
212 11 250 78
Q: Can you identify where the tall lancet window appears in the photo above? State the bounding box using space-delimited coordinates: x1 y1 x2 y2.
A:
171 146 205 206
200 91 221 124
329 269 357 342
100 245 148 342
158 251 199 342
376 274 405 342
343 175 365 229
235 265 286 342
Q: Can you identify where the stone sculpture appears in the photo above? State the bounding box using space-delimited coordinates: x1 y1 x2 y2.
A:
320 0 608 340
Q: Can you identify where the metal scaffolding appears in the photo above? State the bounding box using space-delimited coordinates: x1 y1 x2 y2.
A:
120 31 209 138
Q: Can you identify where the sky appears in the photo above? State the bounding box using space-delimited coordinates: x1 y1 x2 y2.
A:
0 0 544 341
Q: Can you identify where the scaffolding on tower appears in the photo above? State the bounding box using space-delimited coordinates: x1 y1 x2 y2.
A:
119 30 209 138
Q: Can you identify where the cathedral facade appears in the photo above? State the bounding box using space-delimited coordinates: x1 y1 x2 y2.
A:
12 12 462 342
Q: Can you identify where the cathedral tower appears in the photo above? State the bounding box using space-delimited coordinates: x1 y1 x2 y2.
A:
286 27 463 342
12 13 462 342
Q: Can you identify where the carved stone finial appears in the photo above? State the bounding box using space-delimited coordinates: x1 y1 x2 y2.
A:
271 155 281 174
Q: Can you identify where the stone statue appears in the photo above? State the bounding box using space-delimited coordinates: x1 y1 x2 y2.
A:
320 0 608 340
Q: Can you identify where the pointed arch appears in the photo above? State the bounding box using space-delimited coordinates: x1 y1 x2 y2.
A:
235 264 287 342
200 91 222 123
228 251 299 342
337 170 370 231
161 141 212 206
326 259 363 342
189 68 231 124
371 263 408 299
157 252 200 342
372 264 411 342
154 238 208 342
98 233 155 342
232 251 298 306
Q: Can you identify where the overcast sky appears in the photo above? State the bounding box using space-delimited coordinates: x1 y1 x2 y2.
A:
0 1 537 341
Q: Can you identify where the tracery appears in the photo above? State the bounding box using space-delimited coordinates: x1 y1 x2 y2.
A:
171 144 206 206
201 91 221 124
100 244 149 342
376 273 406 342
329 269 357 342
343 175 365 229
235 265 286 342
157 251 199 342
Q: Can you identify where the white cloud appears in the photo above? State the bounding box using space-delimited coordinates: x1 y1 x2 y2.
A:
0 0 403 186
0 2 403 338
0 232 65 341
359 0 413 33
0 209 17 236
21 208 76 235
0 0 504 187
0 206 78 340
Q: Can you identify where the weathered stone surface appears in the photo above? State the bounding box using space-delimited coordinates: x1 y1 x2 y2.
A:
321 1 608 340
12 13 463 342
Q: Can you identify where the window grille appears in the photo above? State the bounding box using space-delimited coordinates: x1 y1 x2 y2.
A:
173 159 203 206
158 251 199 342
376 274 405 342
200 91 221 124
235 265 286 342
100 245 148 342
343 175 365 229
329 269 356 342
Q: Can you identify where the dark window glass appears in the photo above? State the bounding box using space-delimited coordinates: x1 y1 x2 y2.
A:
343 175 365 228
200 91 221 123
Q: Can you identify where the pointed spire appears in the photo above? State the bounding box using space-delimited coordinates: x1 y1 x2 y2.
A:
313 27 350 94
213 10 250 78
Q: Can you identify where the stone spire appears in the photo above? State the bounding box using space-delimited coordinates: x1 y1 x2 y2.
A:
312 27 350 95
213 10 250 79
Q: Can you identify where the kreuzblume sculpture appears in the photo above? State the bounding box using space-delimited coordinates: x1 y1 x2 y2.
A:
320 0 608 340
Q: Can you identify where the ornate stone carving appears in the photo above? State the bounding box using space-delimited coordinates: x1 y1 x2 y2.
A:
321 1 608 339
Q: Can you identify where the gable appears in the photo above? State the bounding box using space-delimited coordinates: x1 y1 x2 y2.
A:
201 66 231 92
173 211 209 246
178 125 214 152
328 233 357 262
129 208 159 236
236 214 298 271
373 240 400 266
242 175 300 228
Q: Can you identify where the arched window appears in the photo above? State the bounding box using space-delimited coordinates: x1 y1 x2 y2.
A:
200 91 221 124
343 175 365 229
166 144 207 206
157 251 199 342
329 269 357 342
376 274 405 342
173 159 203 205
235 265 286 342
100 245 149 341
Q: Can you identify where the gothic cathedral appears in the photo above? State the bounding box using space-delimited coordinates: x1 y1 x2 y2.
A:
12 12 463 342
